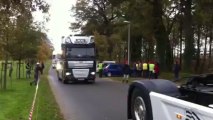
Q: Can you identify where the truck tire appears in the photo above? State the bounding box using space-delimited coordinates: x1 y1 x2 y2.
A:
62 79 68 84
130 80 180 120
90 79 95 84
131 88 152 120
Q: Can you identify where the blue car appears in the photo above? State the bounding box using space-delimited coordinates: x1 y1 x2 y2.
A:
103 64 124 77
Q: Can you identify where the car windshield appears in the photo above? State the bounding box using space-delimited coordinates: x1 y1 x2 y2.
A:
66 48 95 58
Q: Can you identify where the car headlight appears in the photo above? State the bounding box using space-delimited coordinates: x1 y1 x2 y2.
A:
91 72 95 75
66 72 71 76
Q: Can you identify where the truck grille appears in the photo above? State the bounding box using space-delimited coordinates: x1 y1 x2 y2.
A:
72 69 89 78
68 61 93 68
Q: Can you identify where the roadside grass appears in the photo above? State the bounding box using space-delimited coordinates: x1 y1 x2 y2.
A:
107 72 192 85
0 61 64 120
33 61 64 120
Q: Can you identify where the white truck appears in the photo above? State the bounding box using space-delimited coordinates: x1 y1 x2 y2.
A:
56 35 96 84
127 74 213 120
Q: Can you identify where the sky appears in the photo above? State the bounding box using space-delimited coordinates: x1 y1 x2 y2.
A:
33 0 77 53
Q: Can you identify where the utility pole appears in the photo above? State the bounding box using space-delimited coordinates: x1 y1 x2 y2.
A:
124 21 131 65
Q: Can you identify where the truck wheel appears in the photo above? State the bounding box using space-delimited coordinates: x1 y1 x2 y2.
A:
90 80 95 84
62 76 67 84
62 79 68 84
131 88 152 120
129 80 180 120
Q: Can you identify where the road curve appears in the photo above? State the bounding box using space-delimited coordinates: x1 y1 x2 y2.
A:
48 68 129 120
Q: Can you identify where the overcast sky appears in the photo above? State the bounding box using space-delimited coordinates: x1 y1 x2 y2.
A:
34 0 77 53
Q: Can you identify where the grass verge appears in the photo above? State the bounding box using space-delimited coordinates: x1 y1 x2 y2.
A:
0 61 64 120
107 72 192 85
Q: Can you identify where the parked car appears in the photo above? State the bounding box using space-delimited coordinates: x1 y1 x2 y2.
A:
102 61 116 69
96 61 116 73
103 64 124 77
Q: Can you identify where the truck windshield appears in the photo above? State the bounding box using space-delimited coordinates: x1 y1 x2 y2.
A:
66 48 95 58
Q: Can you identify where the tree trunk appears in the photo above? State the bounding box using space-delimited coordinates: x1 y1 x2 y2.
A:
3 28 9 90
105 23 113 60
208 28 212 68
183 0 194 72
148 39 154 61
165 38 173 70
195 26 201 73
18 59 21 79
3 3 10 90
153 0 172 71
179 0 184 68
3 56 8 90
201 30 208 73
179 21 183 69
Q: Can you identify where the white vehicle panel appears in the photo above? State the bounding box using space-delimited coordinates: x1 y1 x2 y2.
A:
72 69 89 78
68 61 94 68
150 92 213 120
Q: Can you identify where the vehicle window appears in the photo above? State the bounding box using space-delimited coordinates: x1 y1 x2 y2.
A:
66 48 95 58
105 65 110 69
103 63 108 68
109 65 118 69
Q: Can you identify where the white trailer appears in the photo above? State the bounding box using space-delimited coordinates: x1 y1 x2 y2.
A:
127 74 213 120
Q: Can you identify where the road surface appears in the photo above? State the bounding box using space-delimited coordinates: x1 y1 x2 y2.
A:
48 68 129 120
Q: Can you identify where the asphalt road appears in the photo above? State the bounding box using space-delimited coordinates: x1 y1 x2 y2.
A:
48 68 129 120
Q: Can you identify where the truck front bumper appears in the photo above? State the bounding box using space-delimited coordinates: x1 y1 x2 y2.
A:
65 73 96 82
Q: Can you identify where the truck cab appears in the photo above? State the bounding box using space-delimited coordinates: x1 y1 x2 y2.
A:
56 35 96 84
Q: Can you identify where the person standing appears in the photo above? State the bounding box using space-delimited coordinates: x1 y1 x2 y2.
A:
26 62 31 78
8 63 13 78
173 61 181 81
133 62 137 77
138 61 142 77
98 62 103 78
154 62 160 79
122 63 130 83
135 62 139 77
142 62 148 78
30 62 41 86
40 62 45 75
149 62 155 79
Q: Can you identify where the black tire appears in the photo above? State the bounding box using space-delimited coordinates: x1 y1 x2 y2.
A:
62 79 68 84
62 76 67 84
89 80 95 84
131 88 153 120
129 80 180 120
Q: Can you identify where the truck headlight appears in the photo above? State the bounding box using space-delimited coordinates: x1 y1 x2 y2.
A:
66 72 71 76
91 72 95 75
